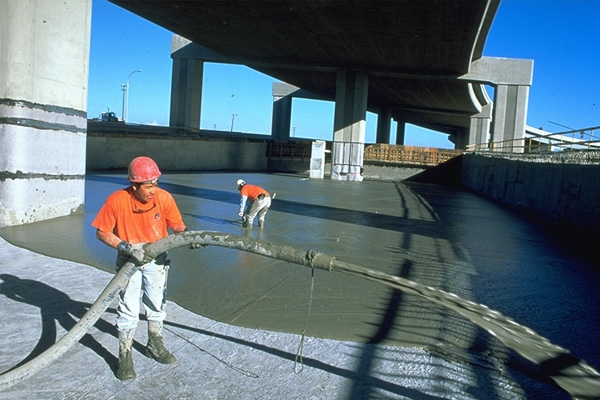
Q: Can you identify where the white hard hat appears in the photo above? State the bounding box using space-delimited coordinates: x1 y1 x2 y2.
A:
236 179 245 189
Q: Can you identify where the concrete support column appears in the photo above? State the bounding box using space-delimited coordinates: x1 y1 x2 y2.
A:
465 58 533 154
331 70 368 181
395 120 406 145
0 0 90 227
169 57 203 129
490 84 529 152
271 95 292 141
468 102 493 150
449 127 469 150
376 106 392 144
271 83 293 142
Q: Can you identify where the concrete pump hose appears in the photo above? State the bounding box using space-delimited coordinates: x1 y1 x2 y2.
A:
1 230 599 399
149 231 600 400
147 231 600 400
0 260 139 391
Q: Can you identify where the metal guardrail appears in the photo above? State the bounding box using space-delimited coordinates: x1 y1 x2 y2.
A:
466 125 600 154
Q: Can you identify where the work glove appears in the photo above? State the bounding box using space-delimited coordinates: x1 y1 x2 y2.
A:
238 211 244 217
117 241 153 265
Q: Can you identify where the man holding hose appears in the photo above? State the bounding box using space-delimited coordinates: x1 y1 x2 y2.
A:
92 156 186 380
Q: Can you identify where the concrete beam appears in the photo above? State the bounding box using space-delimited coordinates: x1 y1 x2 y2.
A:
461 56 534 86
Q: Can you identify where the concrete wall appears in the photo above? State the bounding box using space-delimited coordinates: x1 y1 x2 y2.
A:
460 152 600 233
87 135 268 171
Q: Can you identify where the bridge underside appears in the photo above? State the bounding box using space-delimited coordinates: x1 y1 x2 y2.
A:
114 0 532 165
114 1 498 132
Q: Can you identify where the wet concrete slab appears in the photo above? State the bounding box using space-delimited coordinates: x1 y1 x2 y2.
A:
1 172 599 399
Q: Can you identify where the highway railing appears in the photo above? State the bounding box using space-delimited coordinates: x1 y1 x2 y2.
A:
466 125 600 154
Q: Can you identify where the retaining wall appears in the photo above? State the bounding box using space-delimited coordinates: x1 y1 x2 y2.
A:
460 152 600 234
87 135 268 171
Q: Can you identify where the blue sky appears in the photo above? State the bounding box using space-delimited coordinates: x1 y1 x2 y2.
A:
88 0 599 148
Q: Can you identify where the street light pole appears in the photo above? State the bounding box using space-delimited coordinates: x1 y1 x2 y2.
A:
230 113 237 132
121 84 127 121
121 69 141 123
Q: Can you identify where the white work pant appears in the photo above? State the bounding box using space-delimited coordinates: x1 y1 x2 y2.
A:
246 196 271 225
115 253 169 332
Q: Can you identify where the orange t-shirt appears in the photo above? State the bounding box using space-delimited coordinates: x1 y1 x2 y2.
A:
240 184 269 201
92 187 185 244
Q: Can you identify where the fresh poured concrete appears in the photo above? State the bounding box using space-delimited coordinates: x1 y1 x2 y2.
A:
1 172 598 399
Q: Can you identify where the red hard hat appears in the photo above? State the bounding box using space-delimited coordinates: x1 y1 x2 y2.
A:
128 156 161 183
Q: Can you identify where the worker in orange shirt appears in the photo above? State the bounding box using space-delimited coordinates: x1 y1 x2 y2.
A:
237 179 271 228
92 156 186 380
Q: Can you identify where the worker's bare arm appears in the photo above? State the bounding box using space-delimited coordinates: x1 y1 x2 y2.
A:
96 229 122 249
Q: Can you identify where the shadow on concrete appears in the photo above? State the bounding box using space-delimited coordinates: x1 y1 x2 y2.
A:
0 270 448 398
164 319 449 400
346 260 411 399
404 156 463 187
0 274 117 373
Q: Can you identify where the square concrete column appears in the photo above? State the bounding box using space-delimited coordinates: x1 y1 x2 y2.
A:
490 84 530 153
169 57 203 129
376 106 392 144
463 57 533 153
0 0 90 227
468 102 493 150
271 95 292 142
331 70 368 181
395 120 406 145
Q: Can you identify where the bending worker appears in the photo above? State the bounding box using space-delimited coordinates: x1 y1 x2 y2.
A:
237 179 271 228
92 156 187 380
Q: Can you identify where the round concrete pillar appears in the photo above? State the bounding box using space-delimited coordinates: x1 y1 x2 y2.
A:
0 0 91 227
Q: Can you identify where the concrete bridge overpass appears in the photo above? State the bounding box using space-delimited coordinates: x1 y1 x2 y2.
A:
1 0 532 226
152 0 534 176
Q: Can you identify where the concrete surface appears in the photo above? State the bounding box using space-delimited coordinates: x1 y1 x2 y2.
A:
0 235 527 400
1 172 599 399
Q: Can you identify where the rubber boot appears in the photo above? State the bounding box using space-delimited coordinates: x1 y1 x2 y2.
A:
116 329 136 380
146 321 177 364
258 220 264 229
